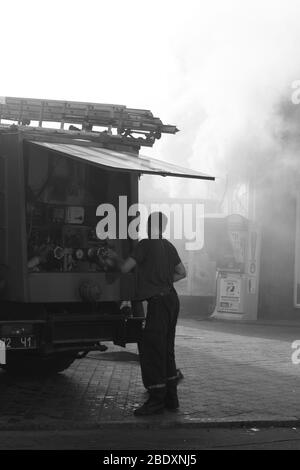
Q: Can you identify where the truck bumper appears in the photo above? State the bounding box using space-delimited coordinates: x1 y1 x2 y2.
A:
0 314 144 355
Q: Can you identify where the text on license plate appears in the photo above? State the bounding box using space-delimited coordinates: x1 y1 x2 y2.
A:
0 336 36 349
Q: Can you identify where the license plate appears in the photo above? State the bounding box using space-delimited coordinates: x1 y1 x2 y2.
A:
0 336 37 349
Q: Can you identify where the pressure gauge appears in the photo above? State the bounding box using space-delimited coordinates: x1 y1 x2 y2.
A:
53 246 64 260
75 249 84 260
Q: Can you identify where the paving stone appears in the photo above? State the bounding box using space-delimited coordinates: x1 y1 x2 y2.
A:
0 318 300 428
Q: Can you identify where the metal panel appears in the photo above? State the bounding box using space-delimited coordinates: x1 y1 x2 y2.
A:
29 141 215 180
0 133 28 301
0 155 7 265
28 272 135 303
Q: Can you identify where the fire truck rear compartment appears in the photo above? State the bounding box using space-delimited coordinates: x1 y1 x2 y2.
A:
24 141 135 303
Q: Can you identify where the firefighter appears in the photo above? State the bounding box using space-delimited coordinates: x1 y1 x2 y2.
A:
106 212 186 416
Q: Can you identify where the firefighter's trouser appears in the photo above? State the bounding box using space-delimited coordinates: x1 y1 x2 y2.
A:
139 289 180 394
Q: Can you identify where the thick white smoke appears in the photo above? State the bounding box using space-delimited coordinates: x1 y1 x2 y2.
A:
140 0 300 208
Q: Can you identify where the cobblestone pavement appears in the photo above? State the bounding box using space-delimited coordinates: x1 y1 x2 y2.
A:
0 318 300 429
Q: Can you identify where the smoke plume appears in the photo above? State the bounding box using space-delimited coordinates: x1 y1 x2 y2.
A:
140 0 300 213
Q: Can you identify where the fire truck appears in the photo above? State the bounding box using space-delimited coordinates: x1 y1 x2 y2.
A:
0 97 214 374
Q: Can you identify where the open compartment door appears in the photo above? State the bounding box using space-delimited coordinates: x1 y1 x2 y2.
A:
29 141 215 181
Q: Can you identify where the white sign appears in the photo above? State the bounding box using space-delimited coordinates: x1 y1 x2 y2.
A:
218 275 242 313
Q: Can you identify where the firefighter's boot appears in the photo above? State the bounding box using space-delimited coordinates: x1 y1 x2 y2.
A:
134 387 166 416
165 381 179 411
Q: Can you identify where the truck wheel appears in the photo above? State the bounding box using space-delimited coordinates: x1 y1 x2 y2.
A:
1 353 77 376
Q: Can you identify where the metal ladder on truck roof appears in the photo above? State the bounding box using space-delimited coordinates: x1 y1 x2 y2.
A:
0 96 178 147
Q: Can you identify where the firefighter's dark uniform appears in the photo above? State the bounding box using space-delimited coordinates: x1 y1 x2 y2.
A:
131 238 181 415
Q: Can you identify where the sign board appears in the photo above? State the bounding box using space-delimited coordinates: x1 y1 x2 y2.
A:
218 274 243 313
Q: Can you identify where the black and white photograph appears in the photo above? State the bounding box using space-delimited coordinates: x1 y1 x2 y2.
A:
1 0 300 456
